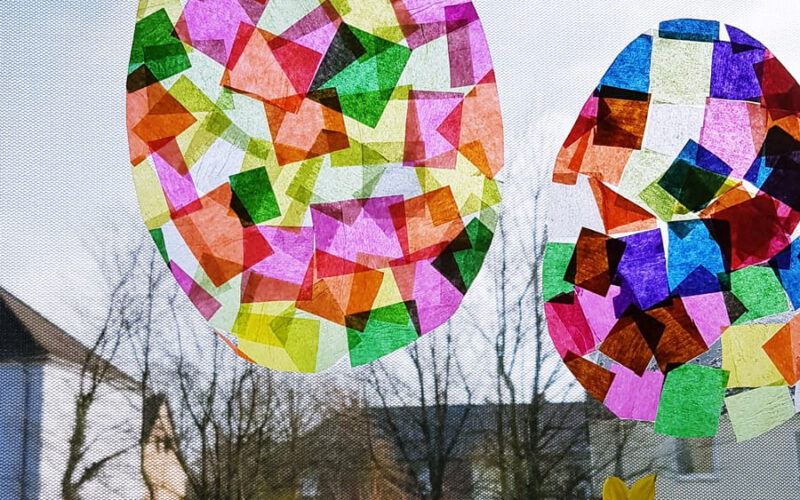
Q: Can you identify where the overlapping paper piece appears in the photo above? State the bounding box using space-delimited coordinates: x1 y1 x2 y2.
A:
544 19 800 439
603 474 657 500
127 0 504 372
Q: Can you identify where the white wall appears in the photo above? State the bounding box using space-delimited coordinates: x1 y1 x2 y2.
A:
39 360 146 500
590 415 800 500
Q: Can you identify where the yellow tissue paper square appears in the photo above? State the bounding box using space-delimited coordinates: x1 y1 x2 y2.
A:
721 324 786 388
725 386 796 442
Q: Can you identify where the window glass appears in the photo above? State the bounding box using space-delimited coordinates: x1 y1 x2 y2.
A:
675 437 715 476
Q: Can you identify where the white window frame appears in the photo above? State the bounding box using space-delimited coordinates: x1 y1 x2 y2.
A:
671 436 719 482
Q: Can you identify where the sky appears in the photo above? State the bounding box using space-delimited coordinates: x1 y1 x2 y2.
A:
2 0 800 393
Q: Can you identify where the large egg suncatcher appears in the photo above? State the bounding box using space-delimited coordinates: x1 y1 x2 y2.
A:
543 19 800 440
127 0 504 372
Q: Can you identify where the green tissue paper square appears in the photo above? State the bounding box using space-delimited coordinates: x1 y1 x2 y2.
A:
543 242 575 301
730 266 789 324
655 364 729 438
346 303 418 366
229 167 281 223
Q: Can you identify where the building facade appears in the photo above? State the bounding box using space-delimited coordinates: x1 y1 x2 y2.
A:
0 288 186 500
589 400 800 500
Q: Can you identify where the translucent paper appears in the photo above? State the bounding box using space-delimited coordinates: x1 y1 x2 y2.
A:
543 19 800 437
127 0 504 372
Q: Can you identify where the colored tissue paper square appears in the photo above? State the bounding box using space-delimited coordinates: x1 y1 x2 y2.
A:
347 302 420 367
644 298 708 372
564 351 616 403
666 220 726 297
640 103 705 158
613 229 670 311
761 313 800 385
745 126 800 211
654 364 729 438
699 99 765 179
655 153 728 213
730 266 790 324
544 294 596 359
576 285 622 343
599 34 652 94
682 292 730 346
604 365 664 422
588 178 657 235
594 91 650 150
543 242 576 301
725 386 796 441
659 18 720 42
721 324 786 387
600 314 658 377
639 180 688 221
650 36 714 105
710 29 764 102
564 228 626 297
770 239 800 309
706 194 799 271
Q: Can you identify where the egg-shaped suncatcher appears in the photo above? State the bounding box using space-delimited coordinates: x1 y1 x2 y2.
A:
126 0 504 372
544 19 800 440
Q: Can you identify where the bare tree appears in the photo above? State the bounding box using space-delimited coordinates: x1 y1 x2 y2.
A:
61 238 145 500
169 321 341 500
467 201 600 499
309 393 407 500
59 228 195 499
116 236 182 499
367 323 475 500
69 228 362 500
463 123 662 499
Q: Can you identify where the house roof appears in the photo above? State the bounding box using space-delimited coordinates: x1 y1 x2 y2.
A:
0 287 133 383
367 402 591 461
0 290 48 359
301 400 592 466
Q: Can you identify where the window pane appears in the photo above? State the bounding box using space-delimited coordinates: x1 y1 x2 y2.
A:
675 438 714 475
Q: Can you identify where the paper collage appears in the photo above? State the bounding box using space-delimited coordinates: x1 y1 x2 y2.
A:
127 0 503 372
544 19 800 440
603 474 657 500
